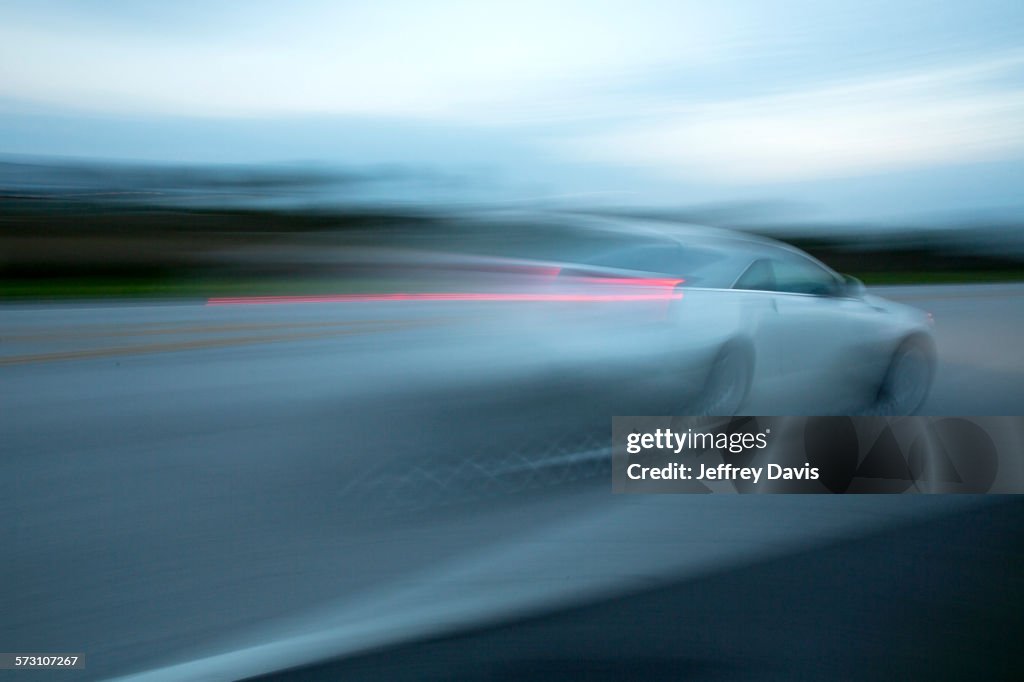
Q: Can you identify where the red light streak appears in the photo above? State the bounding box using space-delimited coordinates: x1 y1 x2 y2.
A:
207 291 683 306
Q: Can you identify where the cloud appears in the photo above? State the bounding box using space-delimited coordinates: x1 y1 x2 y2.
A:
2 0 1022 200
565 53 1024 183
0 1 731 118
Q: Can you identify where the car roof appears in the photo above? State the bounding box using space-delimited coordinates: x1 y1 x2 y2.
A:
450 209 833 279
568 214 799 255
544 212 828 271
462 209 798 253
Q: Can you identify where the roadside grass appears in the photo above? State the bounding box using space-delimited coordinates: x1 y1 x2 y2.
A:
0 277 419 300
2 269 1024 300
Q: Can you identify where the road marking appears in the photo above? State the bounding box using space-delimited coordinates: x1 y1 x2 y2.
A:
2 319 410 343
0 322 423 367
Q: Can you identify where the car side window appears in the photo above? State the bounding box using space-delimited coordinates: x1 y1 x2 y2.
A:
734 259 776 292
575 242 724 278
770 258 841 296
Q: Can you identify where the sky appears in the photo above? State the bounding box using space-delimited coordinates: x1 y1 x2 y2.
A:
1 0 1022 219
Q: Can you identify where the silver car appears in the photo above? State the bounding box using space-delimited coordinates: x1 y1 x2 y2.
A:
534 218 937 416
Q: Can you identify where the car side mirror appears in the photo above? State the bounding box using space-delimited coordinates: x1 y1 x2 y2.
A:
841 274 866 298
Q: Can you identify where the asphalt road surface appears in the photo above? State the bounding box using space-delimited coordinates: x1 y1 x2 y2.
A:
1 283 1022 680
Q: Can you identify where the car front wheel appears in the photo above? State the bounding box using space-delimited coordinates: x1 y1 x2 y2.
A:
694 345 752 416
873 340 935 415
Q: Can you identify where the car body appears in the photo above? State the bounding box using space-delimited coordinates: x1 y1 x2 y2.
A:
270 215 937 498
524 216 937 416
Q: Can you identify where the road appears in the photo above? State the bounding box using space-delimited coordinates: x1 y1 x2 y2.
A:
1 283 1022 680
874 283 1024 414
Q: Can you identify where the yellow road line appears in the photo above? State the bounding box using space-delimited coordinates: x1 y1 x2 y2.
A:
0 322 425 367
2 319 411 343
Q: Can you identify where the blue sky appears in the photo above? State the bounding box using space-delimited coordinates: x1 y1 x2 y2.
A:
1 0 1022 219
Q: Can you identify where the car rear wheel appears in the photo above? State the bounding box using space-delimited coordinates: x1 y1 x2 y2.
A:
694 345 752 416
873 340 935 415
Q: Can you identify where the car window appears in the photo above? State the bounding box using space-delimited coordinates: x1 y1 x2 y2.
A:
770 257 841 296
733 259 776 292
575 242 724 278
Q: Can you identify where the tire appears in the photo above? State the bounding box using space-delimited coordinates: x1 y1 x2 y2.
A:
694 345 753 416
873 339 935 415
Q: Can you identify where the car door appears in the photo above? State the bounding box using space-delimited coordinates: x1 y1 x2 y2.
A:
756 254 883 412
731 258 784 380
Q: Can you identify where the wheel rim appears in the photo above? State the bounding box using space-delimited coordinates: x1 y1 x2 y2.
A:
883 347 931 414
702 352 746 415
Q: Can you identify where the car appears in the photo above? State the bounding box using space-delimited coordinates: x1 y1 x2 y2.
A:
531 217 937 416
